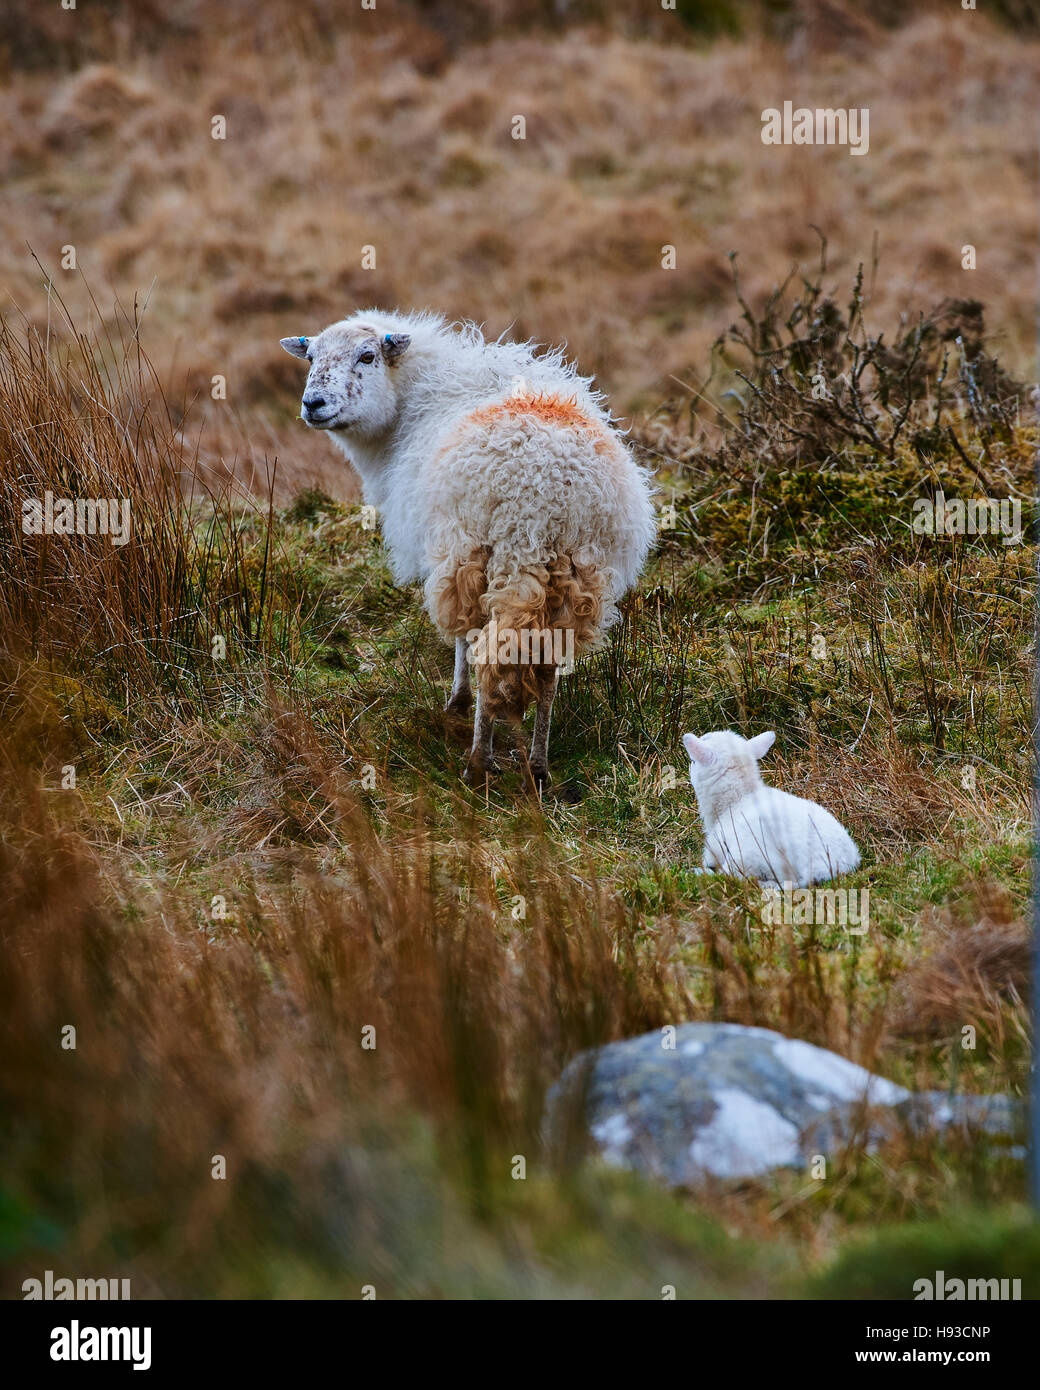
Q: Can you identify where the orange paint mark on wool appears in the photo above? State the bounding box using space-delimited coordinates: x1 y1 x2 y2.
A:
466 392 601 433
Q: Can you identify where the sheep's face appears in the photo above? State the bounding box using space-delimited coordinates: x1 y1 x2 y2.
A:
280 322 411 436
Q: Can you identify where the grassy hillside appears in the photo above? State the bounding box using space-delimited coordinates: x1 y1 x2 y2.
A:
0 252 1035 1295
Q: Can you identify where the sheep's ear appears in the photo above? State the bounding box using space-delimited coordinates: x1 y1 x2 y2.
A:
280 336 311 360
748 731 776 760
683 733 715 766
381 332 411 366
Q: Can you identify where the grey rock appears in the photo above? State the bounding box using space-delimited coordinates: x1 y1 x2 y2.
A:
545 1023 1020 1187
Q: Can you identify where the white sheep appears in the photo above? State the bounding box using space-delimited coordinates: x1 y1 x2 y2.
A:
682 730 861 887
281 310 656 785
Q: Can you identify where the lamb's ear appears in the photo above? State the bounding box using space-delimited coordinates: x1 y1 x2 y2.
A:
381 332 411 366
280 336 311 360
683 733 715 766
748 731 776 760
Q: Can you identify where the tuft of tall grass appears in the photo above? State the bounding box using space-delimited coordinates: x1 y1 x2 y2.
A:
0 282 297 721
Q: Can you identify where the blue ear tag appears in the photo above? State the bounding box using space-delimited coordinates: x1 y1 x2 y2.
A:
385 334 392 343
299 337 307 346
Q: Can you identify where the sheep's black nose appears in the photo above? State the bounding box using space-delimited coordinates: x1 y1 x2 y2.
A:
302 394 326 411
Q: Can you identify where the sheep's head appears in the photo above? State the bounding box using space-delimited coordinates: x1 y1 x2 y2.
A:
682 729 775 794
280 321 411 436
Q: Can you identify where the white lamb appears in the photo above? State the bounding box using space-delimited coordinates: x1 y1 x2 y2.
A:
281 310 657 785
682 729 861 888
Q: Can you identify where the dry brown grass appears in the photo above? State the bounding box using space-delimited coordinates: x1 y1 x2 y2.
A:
891 911 1031 1041
0 277 313 716
0 684 699 1295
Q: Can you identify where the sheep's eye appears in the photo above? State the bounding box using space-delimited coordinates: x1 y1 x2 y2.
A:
358 351 376 365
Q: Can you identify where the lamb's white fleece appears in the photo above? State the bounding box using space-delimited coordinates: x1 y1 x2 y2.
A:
683 730 861 888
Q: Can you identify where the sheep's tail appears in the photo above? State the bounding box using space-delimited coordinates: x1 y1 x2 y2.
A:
427 547 609 720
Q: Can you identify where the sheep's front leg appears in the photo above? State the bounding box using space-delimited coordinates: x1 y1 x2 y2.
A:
463 688 498 784
694 844 720 876
528 666 558 787
444 637 472 716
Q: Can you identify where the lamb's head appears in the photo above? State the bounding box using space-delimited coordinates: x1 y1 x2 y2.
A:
280 321 411 436
682 729 775 799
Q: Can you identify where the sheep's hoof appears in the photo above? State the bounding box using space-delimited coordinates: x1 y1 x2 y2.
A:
463 756 499 786
527 762 550 791
444 689 472 718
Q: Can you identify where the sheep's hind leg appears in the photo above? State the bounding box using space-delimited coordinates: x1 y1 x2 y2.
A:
444 637 472 716
528 666 558 788
463 688 498 785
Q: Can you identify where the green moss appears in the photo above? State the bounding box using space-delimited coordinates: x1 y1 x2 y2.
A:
811 1209 1040 1300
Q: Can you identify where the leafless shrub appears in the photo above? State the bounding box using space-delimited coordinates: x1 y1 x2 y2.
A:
707 237 1023 476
